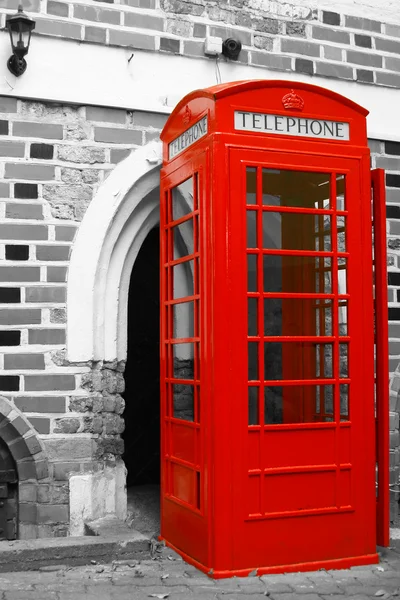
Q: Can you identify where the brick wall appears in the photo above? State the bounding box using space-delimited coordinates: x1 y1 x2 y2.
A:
2 2 400 89
0 96 166 536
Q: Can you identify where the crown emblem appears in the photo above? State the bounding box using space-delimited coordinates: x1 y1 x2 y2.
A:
183 105 192 125
282 89 305 111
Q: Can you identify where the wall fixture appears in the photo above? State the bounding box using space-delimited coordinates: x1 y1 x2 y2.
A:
221 38 242 60
5 5 36 77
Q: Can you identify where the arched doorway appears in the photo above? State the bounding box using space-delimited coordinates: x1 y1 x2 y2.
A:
123 227 160 487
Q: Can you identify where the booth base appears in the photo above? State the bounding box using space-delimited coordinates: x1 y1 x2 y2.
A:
162 539 379 579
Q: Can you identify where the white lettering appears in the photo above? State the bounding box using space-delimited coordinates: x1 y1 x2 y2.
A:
169 116 208 159
234 111 349 140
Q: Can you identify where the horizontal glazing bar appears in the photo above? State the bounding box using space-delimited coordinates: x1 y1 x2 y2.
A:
167 210 199 227
166 252 200 267
165 295 200 306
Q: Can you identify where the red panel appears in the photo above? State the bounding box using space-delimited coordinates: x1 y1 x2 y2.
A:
171 462 196 505
263 471 336 513
262 428 336 468
170 422 196 463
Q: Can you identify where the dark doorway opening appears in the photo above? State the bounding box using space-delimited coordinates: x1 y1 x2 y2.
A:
123 227 160 488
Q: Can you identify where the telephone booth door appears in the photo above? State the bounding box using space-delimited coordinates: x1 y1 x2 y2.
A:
228 149 377 572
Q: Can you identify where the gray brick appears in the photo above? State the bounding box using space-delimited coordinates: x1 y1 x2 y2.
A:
6 203 43 220
0 141 25 158
4 353 45 370
28 328 65 344
281 38 320 57
121 0 156 5
28 417 50 434
44 437 94 461
19 503 37 524
25 375 75 391
86 106 126 124
322 11 340 26
94 127 142 144
47 267 67 283
376 37 400 54
37 504 68 523
53 462 81 480
356 69 374 83
0 223 48 240
210 25 252 46
132 111 168 128
36 245 70 261
251 52 292 71
295 57 314 74
346 50 382 67
193 23 206 38
0 309 41 325
316 62 353 79
55 226 77 242
387 24 400 38
376 71 400 88
0 97 18 113
0 267 40 282
13 122 63 140
125 12 163 30
25 287 66 303
85 26 106 43
0 183 10 197
376 157 400 170
386 56 400 72
14 396 66 413
110 148 131 164
5 163 55 181
183 39 204 57
108 29 156 50
323 45 342 61
345 15 381 32
74 4 120 24
312 26 350 44
35 18 82 39
160 37 180 53
47 1 68 17
354 34 372 48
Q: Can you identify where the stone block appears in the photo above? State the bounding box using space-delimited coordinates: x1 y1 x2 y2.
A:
390 411 400 430
390 430 400 448
9 438 31 460
0 97 17 113
85 26 107 43
53 418 80 434
108 29 157 50
94 127 142 144
0 267 40 282
28 329 65 345
4 353 45 370
24 435 43 456
47 267 67 283
0 309 41 325
345 15 381 32
37 504 69 524
19 502 38 524
56 145 106 163
13 122 63 140
44 437 95 461
0 223 47 240
27 417 50 434
5 163 55 181
14 396 66 413
74 4 120 24
50 308 66 323
25 375 75 392
17 459 37 481
286 22 306 37
0 142 25 158
25 287 66 303
36 245 70 261
6 203 43 220
19 483 38 502
281 39 321 57
35 17 82 39
125 12 163 30
53 462 81 481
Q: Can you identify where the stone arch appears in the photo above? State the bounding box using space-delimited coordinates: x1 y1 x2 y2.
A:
67 141 163 363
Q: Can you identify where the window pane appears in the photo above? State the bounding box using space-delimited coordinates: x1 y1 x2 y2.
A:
337 215 346 252
247 210 257 248
315 300 333 336
173 383 194 421
248 254 258 291
336 174 345 210
315 343 333 378
173 343 194 380
339 301 348 336
248 387 259 425
264 298 333 337
263 255 332 294
264 384 334 424
246 167 257 205
338 258 347 295
173 218 194 260
340 384 349 420
173 301 194 339
248 298 258 336
264 341 334 381
248 342 259 380
262 169 331 209
339 343 348 378
172 177 193 220
262 212 331 251
173 261 194 299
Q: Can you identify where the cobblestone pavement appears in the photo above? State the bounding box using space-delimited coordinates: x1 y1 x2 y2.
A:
0 541 400 600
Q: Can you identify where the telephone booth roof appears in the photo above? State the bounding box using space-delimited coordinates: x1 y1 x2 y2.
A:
161 79 369 162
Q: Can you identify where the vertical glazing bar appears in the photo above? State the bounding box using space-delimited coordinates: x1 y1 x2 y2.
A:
372 168 390 547
257 167 264 426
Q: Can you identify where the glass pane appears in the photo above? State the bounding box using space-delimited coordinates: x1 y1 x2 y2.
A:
337 215 346 252
248 387 259 425
173 383 194 421
339 343 348 378
173 301 194 339
262 212 331 251
248 254 258 291
265 341 333 381
340 384 349 420
173 261 194 299
264 384 333 424
172 177 193 220
246 167 257 205
173 343 194 380
173 218 194 260
264 297 332 337
248 298 258 336
336 174 345 210
315 300 333 336
263 255 332 294
339 300 348 336
338 258 347 295
248 342 258 380
247 210 257 248
262 169 331 209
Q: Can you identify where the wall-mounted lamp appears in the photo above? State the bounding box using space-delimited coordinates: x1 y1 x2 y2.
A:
5 5 36 77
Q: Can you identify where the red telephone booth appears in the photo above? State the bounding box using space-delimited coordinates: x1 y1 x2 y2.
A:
159 80 389 577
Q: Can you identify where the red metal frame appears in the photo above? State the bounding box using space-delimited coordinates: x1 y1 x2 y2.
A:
159 80 388 576
372 168 390 547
